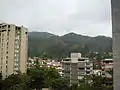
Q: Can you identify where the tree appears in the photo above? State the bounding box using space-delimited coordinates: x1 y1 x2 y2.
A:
0 73 2 90
78 83 93 90
44 67 60 86
50 78 69 90
91 76 105 90
1 73 31 90
27 67 45 90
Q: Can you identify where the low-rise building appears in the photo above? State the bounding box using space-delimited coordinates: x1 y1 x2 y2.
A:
27 57 34 68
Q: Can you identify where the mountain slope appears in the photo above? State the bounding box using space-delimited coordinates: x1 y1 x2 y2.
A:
28 32 112 58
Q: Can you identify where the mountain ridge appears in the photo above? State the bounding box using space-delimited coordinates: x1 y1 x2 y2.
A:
28 31 111 38
28 32 112 58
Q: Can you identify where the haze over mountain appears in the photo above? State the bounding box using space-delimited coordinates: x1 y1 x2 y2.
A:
28 32 112 58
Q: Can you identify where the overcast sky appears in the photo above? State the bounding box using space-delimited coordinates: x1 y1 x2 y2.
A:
0 0 112 37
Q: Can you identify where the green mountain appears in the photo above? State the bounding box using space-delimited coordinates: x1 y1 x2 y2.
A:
28 32 112 58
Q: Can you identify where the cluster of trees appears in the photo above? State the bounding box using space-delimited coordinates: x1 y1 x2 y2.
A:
69 75 113 90
28 32 112 58
0 66 113 90
0 65 69 90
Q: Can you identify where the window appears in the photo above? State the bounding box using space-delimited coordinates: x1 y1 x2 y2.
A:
78 68 84 70
2 30 6 32
6 42 8 45
18 27 21 30
6 61 8 64
15 27 17 30
6 66 8 73
25 32 27 34
6 51 8 54
8 25 10 28
6 56 8 59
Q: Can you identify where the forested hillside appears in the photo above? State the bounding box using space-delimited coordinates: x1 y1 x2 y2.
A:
28 32 112 58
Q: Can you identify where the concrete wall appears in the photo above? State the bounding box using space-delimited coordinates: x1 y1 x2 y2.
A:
111 0 120 90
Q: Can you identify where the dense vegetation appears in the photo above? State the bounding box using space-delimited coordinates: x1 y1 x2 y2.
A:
0 66 113 90
28 32 112 58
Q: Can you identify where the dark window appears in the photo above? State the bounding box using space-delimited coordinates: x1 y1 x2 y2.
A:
64 59 71 61
86 71 90 74
6 61 8 64
78 68 84 70
25 32 27 34
18 27 21 30
15 27 17 30
7 42 8 45
2 30 6 32
6 51 8 54
6 56 8 59
78 59 85 61
8 25 10 28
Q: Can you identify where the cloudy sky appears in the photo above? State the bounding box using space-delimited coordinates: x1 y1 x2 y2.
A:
0 0 112 37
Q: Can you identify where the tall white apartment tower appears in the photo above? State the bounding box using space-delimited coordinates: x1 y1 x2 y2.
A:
111 0 120 90
0 23 28 79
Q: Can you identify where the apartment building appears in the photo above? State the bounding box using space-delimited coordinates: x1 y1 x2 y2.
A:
0 23 28 79
62 53 93 84
101 59 113 71
101 59 113 78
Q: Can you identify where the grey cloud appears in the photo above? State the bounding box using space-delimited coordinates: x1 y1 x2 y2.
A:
0 0 112 37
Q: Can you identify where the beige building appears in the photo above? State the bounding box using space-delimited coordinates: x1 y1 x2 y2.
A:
62 53 93 85
0 23 28 79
